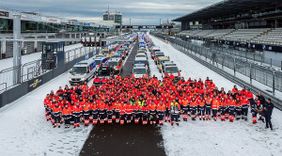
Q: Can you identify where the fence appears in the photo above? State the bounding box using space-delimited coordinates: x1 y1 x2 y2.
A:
154 34 282 94
0 46 94 93
211 46 264 63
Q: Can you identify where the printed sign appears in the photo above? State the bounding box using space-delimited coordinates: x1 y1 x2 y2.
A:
28 76 43 92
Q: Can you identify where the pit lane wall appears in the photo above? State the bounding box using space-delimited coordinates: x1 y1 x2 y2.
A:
0 51 94 108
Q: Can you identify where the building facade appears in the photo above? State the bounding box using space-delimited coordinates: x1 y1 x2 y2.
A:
103 11 122 25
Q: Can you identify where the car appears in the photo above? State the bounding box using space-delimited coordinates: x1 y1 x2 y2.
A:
69 59 96 85
93 56 108 71
163 65 181 77
132 65 149 78
134 57 149 67
108 58 123 74
137 50 148 57
135 53 148 60
96 63 113 77
162 61 176 71
153 52 165 63
156 56 170 72
150 46 160 58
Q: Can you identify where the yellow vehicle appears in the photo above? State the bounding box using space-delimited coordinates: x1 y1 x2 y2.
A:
156 56 170 72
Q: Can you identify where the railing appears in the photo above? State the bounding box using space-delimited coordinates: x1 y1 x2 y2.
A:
0 46 94 92
0 82 7 94
65 46 95 63
178 36 282 69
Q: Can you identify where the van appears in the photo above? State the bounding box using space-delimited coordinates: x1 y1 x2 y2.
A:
69 59 96 85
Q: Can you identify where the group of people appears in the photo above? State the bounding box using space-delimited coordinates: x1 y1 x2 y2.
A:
43 75 274 129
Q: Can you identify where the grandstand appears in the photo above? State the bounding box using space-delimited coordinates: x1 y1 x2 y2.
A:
174 0 282 52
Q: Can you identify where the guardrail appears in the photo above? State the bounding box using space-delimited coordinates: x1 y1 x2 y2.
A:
0 82 7 94
153 33 282 110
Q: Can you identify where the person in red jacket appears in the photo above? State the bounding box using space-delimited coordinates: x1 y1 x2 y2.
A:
156 102 166 125
52 102 62 128
119 103 126 125
142 105 149 125
212 97 219 121
235 96 243 120
180 97 189 121
44 94 52 121
241 95 250 121
83 100 92 126
73 102 82 128
91 101 99 125
198 97 206 120
99 100 108 124
205 95 212 120
190 97 198 120
125 103 134 124
228 97 236 122
106 102 114 124
62 104 72 128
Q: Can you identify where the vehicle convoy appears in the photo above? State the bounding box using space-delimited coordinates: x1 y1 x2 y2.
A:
69 58 96 85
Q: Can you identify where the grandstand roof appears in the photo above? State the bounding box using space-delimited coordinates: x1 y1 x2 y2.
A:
174 0 282 22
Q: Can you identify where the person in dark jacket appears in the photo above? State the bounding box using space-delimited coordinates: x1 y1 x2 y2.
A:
256 93 266 122
264 98 274 130
257 92 266 105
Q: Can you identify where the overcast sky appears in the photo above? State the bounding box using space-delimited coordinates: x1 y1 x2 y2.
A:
0 0 222 24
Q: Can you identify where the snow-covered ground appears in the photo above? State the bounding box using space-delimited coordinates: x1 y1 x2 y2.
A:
0 72 92 156
150 35 282 156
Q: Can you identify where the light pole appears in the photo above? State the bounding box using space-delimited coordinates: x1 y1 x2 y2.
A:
13 13 22 85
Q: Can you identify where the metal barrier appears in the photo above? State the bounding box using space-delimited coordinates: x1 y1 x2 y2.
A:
0 82 7 93
155 34 282 93
65 46 94 63
0 46 94 92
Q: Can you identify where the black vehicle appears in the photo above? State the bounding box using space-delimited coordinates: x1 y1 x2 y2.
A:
97 63 113 77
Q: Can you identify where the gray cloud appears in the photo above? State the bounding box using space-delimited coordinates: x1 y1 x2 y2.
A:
0 0 222 24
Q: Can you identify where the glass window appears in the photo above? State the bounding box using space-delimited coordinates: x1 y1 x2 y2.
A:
70 67 87 74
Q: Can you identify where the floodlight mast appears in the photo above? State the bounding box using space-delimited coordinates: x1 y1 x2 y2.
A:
13 13 22 85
